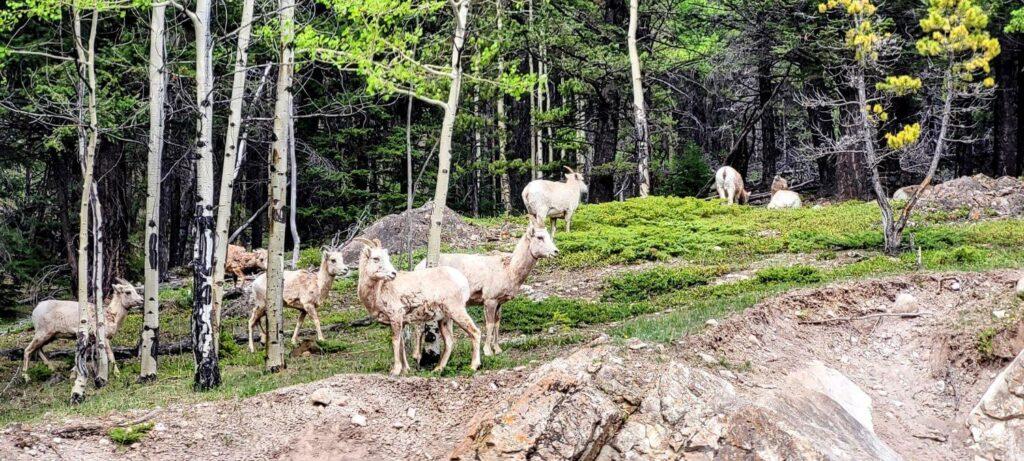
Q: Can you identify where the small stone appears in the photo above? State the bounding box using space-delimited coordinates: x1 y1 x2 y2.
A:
407 407 417 419
719 369 736 380
705 319 719 327
351 414 367 427
489 382 499 391
1016 277 1024 299
52 437 63 444
698 353 718 365
450 381 460 389
154 423 167 432
310 388 335 407
392 421 405 429
131 443 141 449
589 333 611 346
712 246 723 251
628 339 647 350
993 310 1007 319
949 280 961 291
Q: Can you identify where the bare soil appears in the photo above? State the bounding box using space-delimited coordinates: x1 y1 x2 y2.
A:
2 270 1020 460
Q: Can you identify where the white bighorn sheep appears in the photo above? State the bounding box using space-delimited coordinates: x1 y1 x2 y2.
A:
715 166 749 205
770 175 789 194
522 166 588 236
767 189 803 209
414 218 559 356
22 278 142 378
355 238 480 375
225 244 268 287
247 249 349 352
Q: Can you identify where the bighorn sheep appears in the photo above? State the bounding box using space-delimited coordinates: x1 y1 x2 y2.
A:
522 166 588 236
22 278 142 378
355 238 480 375
715 166 749 205
767 190 803 209
247 249 349 352
225 244 268 287
892 184 933 201
414 218 559 356
770 175 789 194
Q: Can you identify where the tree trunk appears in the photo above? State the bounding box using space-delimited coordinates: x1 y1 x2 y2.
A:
422 0 472 368
627 0 650 197
288 102 300 268
836 86 872 200
71 7 100 405
591 83 620 202
406 95 415 267
140 0 165 382
472 92 482 218
190 0 221 390
212 0 256 354
496 0 512 214
757 59 780 188
265 0 296 372
993 40 1022 177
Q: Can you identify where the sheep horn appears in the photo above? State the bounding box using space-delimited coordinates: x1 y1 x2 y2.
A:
115 277 129 285
354 237 376 248
564 166 575 174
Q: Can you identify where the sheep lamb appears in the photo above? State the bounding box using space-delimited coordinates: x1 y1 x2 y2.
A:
715 166 749 205
22 278 142 379
247 249 349 352
356 238 480 375
522 166 588 236
766 189 802 209
770 175 789 194
414 218 558 356
225 244 267 287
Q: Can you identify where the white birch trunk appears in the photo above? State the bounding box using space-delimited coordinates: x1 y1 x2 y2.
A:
265 0 295 372
421 0 473 367
628 0 650 197
70 7 100 404
288 103 300 269
190 0 220 390
140 2 167 381
496 0 512 214
90 182 108 386
212 0 256 353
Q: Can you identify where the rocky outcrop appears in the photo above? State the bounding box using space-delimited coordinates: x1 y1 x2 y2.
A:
968 349 1024 460
915 174 1024 217
449 347 899 461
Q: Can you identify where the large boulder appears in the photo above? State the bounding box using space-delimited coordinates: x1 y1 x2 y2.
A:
968 349 1024 460
449 348 899 461
914 174 1024 217
340 201 483 263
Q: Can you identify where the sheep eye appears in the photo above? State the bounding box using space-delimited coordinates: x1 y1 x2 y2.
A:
330 258 336 263
373 257 380 262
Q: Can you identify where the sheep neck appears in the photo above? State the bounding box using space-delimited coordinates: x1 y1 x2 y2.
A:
507 233 539 286
357 261 386 318
316 257 335 302
107 296 129 336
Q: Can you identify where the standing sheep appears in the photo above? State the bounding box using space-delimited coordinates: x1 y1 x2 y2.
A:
715 166 749 205
225 244 268 287
247 249 349 352
355 238 480 375
414 218 559 356
522 166 588 236
22 278 143 379
767 190 803 209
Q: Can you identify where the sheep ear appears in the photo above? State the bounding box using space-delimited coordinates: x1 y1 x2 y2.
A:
373 238 382 248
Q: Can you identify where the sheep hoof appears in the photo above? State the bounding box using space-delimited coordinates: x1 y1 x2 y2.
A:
470 361 480 371
390 367 403 376
432 366 444 373
492 344 503 355
483 345 493 357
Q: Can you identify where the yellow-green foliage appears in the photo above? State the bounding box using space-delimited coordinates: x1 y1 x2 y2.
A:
818 0 882 62
876 75 923 96
916 0 1000 83
885 123 922 150
108 423 154 445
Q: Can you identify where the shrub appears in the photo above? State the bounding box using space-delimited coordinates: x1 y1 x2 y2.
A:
930 245 987 265
755 266 823 284
25 363 53 383
494 297 659 333
660 142 712 197
602 265 727 302
108 423 154 445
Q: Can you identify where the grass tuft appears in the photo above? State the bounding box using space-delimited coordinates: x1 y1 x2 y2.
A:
108 422 154 445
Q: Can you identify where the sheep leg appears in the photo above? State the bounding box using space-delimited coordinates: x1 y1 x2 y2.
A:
309 306 325 341
247 306 264 353
549 217 557 237
726 187 735 205
36 346 54 369
434 319 454 373
492 304 504 355
716 184 726 200
399 331 410 373
564 211 573 233
410 324 423 363
449 310 482 371
389 322 405 376
292 311 307 345
106 342 119 375
22 337 41 378
482 299 499 356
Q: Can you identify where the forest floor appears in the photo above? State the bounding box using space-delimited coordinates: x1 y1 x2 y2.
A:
0 195 1023 459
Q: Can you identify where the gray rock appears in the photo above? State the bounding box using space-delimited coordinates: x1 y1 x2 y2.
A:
969 349 1024 460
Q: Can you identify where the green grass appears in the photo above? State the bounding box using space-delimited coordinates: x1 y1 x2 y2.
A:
4 194 1024 426
109 422 154 445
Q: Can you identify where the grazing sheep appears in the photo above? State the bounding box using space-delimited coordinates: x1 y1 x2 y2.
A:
771 175 789 194
414 218 559 356
22 278 142 379
247 249 349 352
522 166 588 236
892 184 933 201
767 190 802 209
355 238 480 375
225 244 267 287
715 166 749 205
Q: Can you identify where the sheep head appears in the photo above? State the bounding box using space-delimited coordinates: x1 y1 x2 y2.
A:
526 218 559 259
355 238 397 281
112 278 143 309
564 166 589 196
321 250 351 277
253 249 268 270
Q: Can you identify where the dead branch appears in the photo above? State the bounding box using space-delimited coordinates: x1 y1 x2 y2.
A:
797 311 932 325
